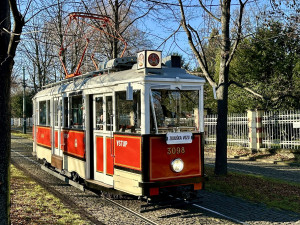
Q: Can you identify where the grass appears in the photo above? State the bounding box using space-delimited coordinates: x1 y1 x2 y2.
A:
10 165 91 224
11 129 33 139
205 166 300 214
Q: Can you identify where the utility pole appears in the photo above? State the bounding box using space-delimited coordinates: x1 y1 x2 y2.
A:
23 67 26 134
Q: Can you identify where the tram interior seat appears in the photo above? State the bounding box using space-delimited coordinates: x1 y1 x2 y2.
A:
119 125 136 133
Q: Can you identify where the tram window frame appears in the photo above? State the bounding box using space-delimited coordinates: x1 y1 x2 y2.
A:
47 100 50 126
60 99 63 127
63 97 68 128
95 97 104 130
106 96 113 131
150 89 199 134
39 101 47 125
116 90 141 133
54 99 58 127
70 95 83 129
38 100 50 126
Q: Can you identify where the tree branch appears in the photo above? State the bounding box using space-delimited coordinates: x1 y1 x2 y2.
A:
229 80 266 99
229 80 299 102
8 0 25 59
187 24 208 71
178 0 217 87
198 0 221 22
226 0 248 67
119 5 155 36
156 23 181 49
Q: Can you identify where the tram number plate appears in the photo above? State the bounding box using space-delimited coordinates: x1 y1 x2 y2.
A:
167 147 185 155
166 132 193 145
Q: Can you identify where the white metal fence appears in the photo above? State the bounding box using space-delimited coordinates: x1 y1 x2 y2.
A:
204 110 300 150
11 118 33 127
262 110 300 150
204 113 249 147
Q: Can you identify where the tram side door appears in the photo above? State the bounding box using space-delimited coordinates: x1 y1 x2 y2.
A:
53 97 63 157
92 94 114 186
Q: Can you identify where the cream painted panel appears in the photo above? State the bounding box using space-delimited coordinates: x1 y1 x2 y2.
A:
114 169 142 196
36 145 52 163
64 155 86 179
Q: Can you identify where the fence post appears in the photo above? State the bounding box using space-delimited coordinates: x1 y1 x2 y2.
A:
248 110 257 152
248 109 264 152
256 110 264 150
204 109 208 137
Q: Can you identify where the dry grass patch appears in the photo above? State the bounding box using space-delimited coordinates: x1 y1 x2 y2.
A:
10 165 91 224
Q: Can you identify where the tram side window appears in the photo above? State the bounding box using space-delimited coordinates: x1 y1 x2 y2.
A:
54 99 58 127
39 100 51 126
106 96 113 131
70 95 83 129
39 101 47 125
63 97 68 128
47 100 50 126
60 100 62 127
116 90 141 133
95 97 103 130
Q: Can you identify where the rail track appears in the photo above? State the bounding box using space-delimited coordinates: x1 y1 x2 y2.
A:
11 135 247 224
11 136 159 225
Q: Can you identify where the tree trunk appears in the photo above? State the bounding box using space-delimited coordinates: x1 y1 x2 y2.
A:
215 84 228 175
0 1 11 223
214 0 231 175
113 0 119 58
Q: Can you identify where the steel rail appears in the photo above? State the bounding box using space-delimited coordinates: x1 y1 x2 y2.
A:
11 137 158 225
12 135 248 225
104 197 159 225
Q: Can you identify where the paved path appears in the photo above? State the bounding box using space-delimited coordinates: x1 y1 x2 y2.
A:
205 154 300 184
204 154 300 224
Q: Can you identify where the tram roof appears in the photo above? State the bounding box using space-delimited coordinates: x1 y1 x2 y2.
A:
34 66 205 99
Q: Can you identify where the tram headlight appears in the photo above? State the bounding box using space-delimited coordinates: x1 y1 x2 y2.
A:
171 158 184 173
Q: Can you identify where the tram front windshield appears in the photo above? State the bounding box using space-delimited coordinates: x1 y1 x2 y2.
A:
150 90 199 134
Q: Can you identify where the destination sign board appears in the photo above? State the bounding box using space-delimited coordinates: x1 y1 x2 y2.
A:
166 132 193 145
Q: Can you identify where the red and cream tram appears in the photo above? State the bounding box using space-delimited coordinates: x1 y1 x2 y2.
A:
32 50 206 197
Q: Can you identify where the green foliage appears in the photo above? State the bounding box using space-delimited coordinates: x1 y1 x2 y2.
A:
202 21 300 113
11 91 34 117
228 21 300 112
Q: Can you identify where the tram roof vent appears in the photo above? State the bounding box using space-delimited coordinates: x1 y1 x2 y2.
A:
99 56 137 72
162 55 181 68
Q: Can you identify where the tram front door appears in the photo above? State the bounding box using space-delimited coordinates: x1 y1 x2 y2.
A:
92 94 114 186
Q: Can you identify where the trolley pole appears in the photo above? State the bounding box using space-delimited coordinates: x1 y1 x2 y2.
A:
23 67 26 134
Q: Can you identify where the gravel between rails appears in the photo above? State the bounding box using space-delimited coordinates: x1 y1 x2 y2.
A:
10 135 242 224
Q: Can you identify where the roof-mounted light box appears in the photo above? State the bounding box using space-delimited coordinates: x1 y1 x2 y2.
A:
137 50 162 70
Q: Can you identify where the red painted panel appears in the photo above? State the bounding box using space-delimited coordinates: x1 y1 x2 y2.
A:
36 126 51 148
54 130 58 148
96 136 104 173
150 134 202 181
61 130 85 159
106 137 114 175
114 135 142 171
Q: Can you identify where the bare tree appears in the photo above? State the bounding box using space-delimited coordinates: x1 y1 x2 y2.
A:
21 22 56 92
82 0 155 59
0 0 26 223
176 0 250 175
